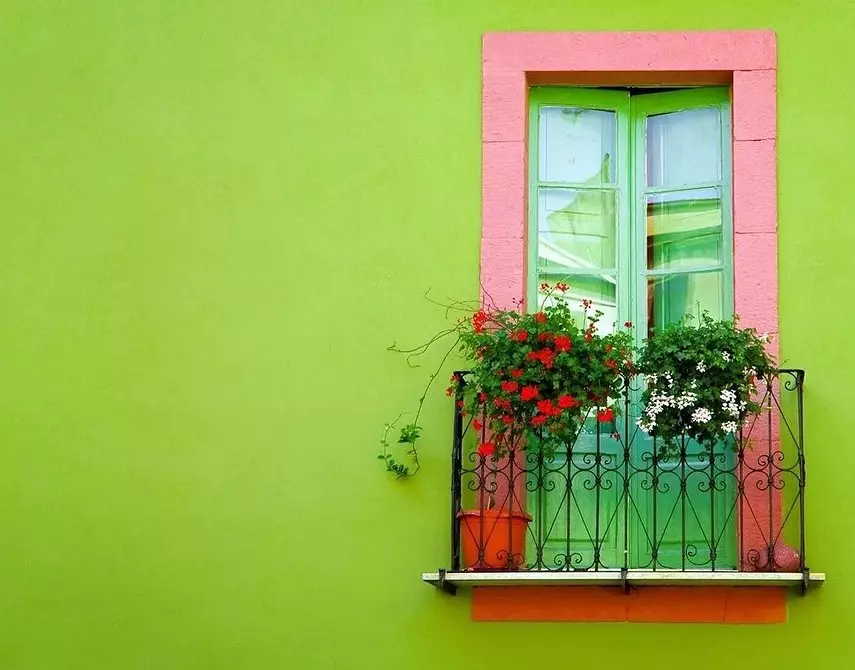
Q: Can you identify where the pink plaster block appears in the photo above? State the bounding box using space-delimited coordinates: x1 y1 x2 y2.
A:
734 233 778 335
733 70 777 141
732 139 777 234
482 71 526 143
482 141 526 240
479 235 525 310
483 31 776 73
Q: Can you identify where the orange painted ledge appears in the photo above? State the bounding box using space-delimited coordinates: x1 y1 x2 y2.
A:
472 586 787 624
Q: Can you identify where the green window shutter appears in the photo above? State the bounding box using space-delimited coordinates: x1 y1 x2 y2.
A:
527 86 736 571
629 88 735 570
527 88 630 570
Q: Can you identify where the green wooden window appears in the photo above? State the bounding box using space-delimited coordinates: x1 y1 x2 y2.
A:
528 86 732 341
527 87 735 570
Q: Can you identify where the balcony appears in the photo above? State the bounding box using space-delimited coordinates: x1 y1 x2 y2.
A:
423 369 825 594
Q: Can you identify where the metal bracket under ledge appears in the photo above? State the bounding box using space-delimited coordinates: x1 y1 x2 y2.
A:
423 569 826 593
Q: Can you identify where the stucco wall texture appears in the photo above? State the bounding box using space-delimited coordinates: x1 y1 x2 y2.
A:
1 1 853 668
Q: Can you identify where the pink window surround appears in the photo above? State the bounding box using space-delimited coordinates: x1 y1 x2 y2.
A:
480 31 783 583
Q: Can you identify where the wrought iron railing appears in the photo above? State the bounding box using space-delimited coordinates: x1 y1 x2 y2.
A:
449 369 809 579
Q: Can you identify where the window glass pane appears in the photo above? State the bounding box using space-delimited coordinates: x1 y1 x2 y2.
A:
646 270 722 337
535 273 617 335
538 188 616 271
647 108 721 188
539 107 616 184
646 188 722 270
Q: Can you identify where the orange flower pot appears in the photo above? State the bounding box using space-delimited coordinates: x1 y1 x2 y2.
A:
458 508 532 570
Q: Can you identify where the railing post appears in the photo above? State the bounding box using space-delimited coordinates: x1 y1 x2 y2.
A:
795 369 807 575
451 373 465 571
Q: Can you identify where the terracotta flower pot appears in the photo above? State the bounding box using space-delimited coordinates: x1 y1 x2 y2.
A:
458 508 532 570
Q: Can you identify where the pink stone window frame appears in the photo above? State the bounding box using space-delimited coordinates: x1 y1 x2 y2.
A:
481 30 778 344
480 31 780 569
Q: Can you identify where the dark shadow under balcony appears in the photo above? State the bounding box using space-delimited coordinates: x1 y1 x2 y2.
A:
423 369 825 594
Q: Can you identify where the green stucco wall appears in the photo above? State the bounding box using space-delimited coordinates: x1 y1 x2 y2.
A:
1 1 853 667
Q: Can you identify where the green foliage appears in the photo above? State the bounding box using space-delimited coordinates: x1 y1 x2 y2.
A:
381 285 634 474
636 312 776 454
456 287 633 458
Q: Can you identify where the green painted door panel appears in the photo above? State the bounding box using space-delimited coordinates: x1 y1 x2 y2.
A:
528 86 736 571
630 88 736 570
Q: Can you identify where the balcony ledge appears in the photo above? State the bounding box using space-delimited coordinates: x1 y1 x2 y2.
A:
423 569 825 593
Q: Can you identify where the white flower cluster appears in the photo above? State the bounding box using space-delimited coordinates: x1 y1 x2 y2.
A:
691 407 712 424
720 388 747 417
722 421 738 434
696 361 707 373
636 382 699 434
721 351 731 362
742 366 757 378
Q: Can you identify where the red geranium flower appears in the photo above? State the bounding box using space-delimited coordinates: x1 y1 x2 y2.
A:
538 332 553 342
501 380 519 393
556 282 569 292
510 368 524 378
478 392 488 403
557 394 577 409
553 334 572 352
537 348 555 369
536 399 553 414
473 419 483 431
534 312 547 324
500 414 514 425
445 386 454 397
457 400 465 409
584 332 593 343
520 385 539 402
539 282 550 291
624 321 632 328
606 359 617 370
597 407 615 423
472 310 488 333
511 330 528 342
477 441 496 457
531 415 548 427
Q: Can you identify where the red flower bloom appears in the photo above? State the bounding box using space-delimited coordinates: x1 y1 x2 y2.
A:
473 419 483 431
477 441 496 457
529 347 555 369
457 400 465 409
584 332 593 343
539 282 550 292
445 386 454 397
493 397 511 410
531 415 548 427
520 385 539 402
472 310 489 333
500 414 514 425
597 407 615 423
557 394 577 409
534 312 547 324
553 334 572 352
581 299 593 310
510 368 524 378
556 282 569 292
606 359 617 370
478 392 488 403
511 330 528 342
500 380 519 393
624 321 632 328
536 399 553 415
